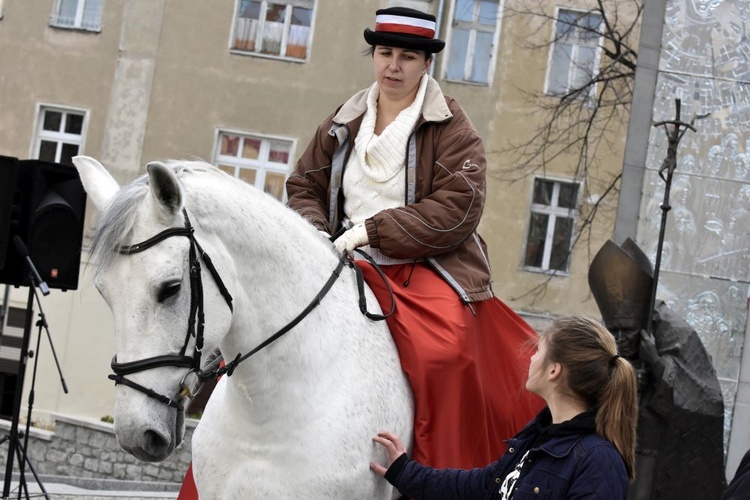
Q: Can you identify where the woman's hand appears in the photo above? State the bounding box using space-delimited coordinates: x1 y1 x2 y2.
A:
333 223 369 256
370 431 407 476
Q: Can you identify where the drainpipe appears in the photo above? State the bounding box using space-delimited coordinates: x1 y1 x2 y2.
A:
431 0 446 77
614 0 667 243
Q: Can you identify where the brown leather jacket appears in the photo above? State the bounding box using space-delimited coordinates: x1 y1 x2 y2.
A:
286 77 493 303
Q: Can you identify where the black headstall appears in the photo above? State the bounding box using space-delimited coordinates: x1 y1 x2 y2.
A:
108 209 233 411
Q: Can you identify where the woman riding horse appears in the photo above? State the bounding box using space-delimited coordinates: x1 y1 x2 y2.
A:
287 6 543 470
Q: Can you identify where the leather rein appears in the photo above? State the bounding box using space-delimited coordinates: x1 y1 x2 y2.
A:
108 208 393 412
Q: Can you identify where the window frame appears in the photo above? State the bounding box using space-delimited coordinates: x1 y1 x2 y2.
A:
213 129 296 203
49 0 104 32
442 0 504 86
521 176 581 275
229 0 316 62
543 6 603 98
32 104 88 165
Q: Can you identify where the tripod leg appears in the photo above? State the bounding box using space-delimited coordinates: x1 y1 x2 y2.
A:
13 441 27 500
2 289 34 500
14 441 48 500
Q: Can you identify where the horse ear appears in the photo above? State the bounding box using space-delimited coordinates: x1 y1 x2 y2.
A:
146 161 183 217
72 156 120 212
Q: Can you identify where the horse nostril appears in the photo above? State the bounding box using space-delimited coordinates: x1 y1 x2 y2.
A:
143 429 169 458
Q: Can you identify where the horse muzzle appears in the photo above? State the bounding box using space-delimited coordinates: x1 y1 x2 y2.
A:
114 392 185 462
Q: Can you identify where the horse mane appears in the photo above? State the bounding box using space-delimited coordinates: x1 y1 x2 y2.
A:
90 161 218 273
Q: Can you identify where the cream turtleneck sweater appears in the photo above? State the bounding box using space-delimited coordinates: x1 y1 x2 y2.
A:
342 74 429 264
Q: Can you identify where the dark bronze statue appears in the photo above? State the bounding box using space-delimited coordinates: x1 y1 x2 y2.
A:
589 238 726 499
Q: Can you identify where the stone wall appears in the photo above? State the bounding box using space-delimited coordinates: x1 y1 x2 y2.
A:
0 414 195 484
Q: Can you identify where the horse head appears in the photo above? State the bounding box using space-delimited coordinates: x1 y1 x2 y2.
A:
73 156 234 461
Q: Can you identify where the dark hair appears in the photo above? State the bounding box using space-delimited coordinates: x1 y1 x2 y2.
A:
363 45 432 62
543 316 638 480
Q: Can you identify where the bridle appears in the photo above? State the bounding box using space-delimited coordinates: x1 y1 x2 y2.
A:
108 209 234 411
107 209 389 412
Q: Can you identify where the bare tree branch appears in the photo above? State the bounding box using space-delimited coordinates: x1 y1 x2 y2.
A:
495 0 642 304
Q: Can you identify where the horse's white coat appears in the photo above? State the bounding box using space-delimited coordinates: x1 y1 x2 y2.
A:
73 156 413 499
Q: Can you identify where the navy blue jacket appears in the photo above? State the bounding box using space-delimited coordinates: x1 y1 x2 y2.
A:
385 409 628 499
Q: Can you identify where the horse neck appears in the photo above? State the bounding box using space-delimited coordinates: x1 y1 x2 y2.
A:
184 179 349 386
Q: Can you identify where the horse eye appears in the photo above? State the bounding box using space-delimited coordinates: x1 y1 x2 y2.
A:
157 281 181 303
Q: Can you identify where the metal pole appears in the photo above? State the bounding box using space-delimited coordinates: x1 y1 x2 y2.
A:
647 98 696 334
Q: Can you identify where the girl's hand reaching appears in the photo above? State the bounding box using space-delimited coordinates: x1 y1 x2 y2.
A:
370 431 407 476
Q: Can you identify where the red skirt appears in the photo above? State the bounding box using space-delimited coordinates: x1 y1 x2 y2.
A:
178 464 198 500
178 260 545 497
356 260 544 469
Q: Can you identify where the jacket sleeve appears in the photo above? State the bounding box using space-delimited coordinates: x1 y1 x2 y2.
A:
285 113 338 233
567 445 629 499
387 455 498 500
368 106 487 259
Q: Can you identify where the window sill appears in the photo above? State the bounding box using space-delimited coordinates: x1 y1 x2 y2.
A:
521 266 570 277
49 23 102 33
229 49 307 64
543 90 595 103
442 77 490 87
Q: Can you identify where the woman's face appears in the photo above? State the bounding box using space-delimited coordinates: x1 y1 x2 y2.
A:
372 45 430 102
525 336 549 396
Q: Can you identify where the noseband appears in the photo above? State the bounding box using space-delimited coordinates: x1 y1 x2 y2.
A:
108 209 234 411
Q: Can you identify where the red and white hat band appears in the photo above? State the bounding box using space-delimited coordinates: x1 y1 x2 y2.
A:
375 14 436 38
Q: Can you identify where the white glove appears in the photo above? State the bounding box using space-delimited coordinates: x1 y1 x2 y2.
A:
333 223 369 255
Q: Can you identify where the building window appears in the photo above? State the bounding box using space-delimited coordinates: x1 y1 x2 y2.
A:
49 0 103 31
0 0 4 20
444 0 502 85
523 178 579 273
34 107 86 165
545 9 602 96
215 131 294 201
231 0 314 60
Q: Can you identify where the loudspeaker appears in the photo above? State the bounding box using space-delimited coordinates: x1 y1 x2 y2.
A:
0 156 19 270
0 159 87 291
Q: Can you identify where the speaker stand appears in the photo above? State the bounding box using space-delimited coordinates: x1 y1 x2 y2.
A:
2 280 66 499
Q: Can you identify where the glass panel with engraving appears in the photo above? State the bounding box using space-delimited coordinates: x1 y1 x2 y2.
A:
638 0 750 446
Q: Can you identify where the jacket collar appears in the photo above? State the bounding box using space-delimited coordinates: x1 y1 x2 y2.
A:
512 407 597 459
509 426 587 460
333 76 452 125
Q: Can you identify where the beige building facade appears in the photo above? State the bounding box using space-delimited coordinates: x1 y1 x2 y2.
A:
0 0 629 429
22 0 750 480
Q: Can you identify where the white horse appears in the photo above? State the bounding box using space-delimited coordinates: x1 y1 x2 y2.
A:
73 156 413 499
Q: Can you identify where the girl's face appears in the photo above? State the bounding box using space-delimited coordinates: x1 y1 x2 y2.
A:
372 46 430 102
525 336 549 396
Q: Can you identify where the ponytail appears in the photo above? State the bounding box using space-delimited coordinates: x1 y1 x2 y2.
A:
544 316 638 480
596 355 638 479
